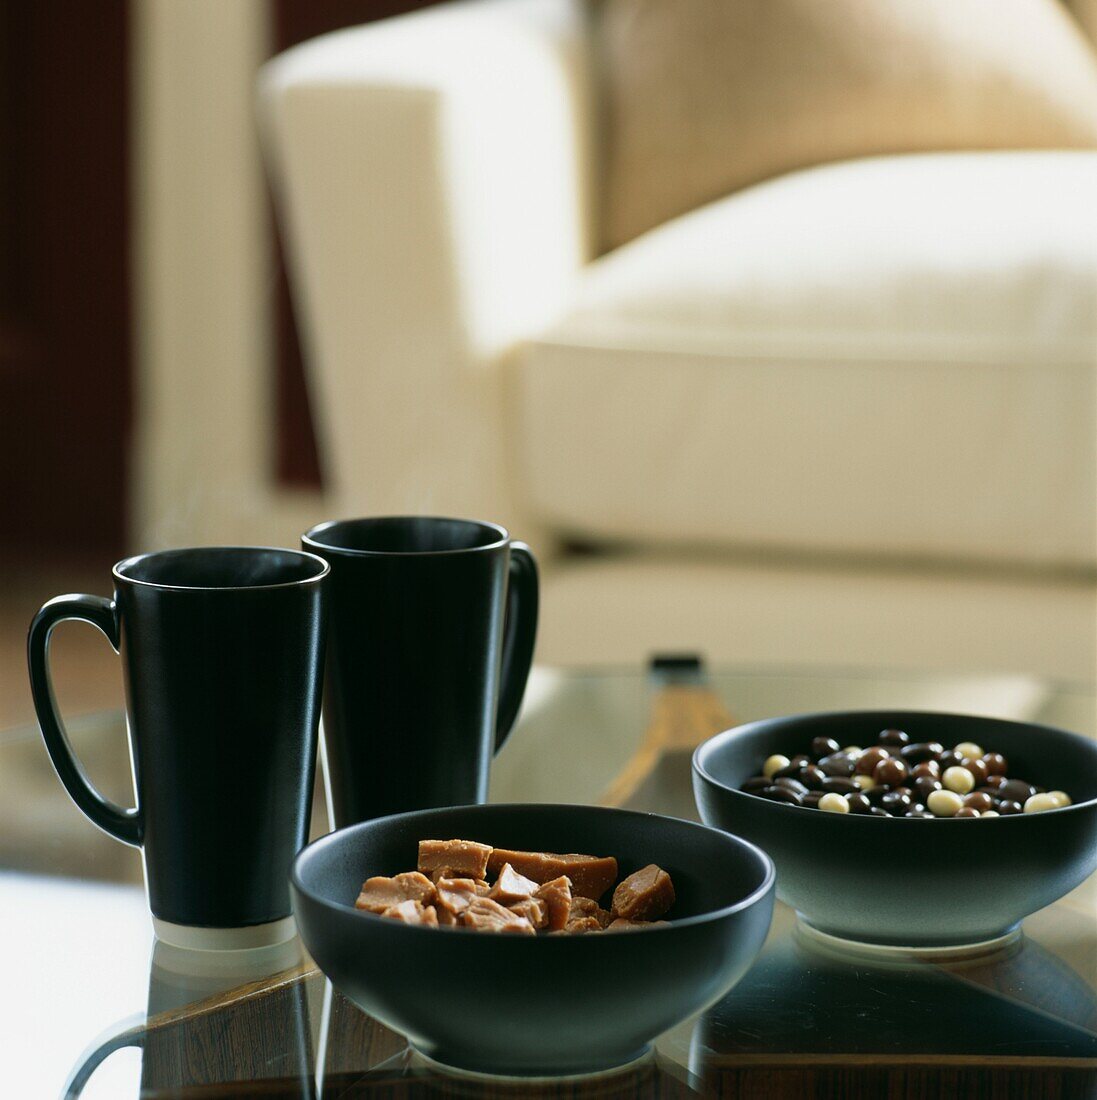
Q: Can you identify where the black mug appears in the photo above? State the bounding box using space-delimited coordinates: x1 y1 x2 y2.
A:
28 547 329 948
302 517 538 826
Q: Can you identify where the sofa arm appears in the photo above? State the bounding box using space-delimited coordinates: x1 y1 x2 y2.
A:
260 0 594 528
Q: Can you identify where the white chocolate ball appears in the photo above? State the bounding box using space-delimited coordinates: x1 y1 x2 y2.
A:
980 810 1000 817
853 774 876 791
841 746 862 755
942 766 975 795
1024 792 1060 814
927 789 963 817
762 754 790 779
953 741 983 760
818 792 850 814
1047 791 1072 807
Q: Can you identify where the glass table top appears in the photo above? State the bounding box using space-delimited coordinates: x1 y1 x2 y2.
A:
1 661 1094 1097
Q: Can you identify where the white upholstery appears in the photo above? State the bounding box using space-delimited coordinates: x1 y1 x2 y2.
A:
520 152 1097 567
260 0 593 529
261 0 1097 677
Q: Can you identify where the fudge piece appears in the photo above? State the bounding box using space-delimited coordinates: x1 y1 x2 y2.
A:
611 865 675 921
489 863 539 905
535 876 573 931
461 897 536 935
434 877 479 921
606 918 669 932
355 871 435 914
418 839 492 880
565 895 612 932
381 899 438 926
507 896 548 930
486 849 618 901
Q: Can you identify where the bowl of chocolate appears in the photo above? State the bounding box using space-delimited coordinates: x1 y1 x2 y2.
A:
693 711 1097 948
291 803 774 1075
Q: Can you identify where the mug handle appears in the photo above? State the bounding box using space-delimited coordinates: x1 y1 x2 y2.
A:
27 594 143 846
61 1015 145 1099
494 542 539 752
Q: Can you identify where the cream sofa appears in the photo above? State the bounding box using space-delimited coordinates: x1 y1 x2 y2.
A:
260 0 1097 680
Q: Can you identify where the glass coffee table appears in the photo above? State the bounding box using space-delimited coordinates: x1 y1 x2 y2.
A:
2 660 1094 1097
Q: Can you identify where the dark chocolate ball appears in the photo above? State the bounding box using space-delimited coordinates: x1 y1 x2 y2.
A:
881 790 912 815
998 799 1024 815
820 776 858 795
910 761 941 780
819 753 856 777
999 779 1036 804
741 776 771 792
800 765 826 790
811 736 841 759
845 793 872 815
855 747 890 775
873 757 910 787
913 777 942 803
877 728 910 748
760 786 802 805
963 758 990 786
938 750 964 769
963 792 994 813
869 807 891 818
982 752 1008 775
774 777 808 797
901 741 944 764
984 774 1006 790
802 791 825 809
955 807 981 818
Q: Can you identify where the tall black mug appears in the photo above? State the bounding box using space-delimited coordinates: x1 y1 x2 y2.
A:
302 517 538 826
28 547 329 947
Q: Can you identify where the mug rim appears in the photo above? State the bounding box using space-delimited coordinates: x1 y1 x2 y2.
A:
303 515 510 557
113 546 330 592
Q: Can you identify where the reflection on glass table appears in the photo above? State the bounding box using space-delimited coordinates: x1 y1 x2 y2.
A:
1 662 1094 1097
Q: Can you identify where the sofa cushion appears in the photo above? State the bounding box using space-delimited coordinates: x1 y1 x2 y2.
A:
518 153 1097 568
598 0 1097 249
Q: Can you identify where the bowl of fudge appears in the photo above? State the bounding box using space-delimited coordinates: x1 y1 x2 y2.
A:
291 802 774 1075
693 711 1097 948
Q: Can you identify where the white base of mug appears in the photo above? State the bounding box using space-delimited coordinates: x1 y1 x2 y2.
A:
152 915 297 951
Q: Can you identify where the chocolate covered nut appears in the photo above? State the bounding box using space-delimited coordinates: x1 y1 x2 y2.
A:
811 736 841 758
1023 792 1060 814
773 777 809 797
463 897 536 934
942 766 975 795
820 777 858 795
913 777 942 803
381 899 439 925
927 789 963 817
489 863 540 905
955 807 981 818
962 758 989 787
998 799 1024 815
486 849 618 901
877 728 909 748
855 747 890 775
910 761 941 780
819 753 856 777
760 786 802 805
800 765 827 790
982 753 1008 775
873 757 909 787
901 742 944 765
998 779 1036 805
774 755 811 778
963 792 994 813
880 790 912 815
953 741 984 760
845 793 872 814
762 754 790 779
418 839 492 880
741 776 771 793
356 871 436 913
535 876 573 931
818 792 849 813
611 864 675 921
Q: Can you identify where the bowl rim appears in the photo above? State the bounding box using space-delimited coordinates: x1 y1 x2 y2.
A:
291 802 777 936
692 708 1097 819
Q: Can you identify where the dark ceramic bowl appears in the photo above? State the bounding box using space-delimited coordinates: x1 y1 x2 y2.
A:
291 803 774 1075
693 711 1097 947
